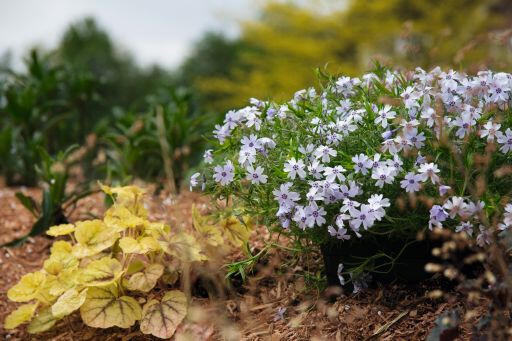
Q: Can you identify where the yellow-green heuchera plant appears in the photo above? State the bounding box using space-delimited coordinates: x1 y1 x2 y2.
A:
4 185 208 339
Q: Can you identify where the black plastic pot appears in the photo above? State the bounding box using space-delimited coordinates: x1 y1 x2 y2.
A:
321 234 436 287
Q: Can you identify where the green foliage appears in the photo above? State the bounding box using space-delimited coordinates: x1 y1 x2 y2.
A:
177 31 255 113
0 18 195 188
193 0 512 110
4 146 94 247
0 40 210 189
102 88 212 189
56 17 174 111
0 50 97 186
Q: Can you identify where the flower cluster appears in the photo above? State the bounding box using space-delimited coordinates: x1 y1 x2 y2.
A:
193 66 512 253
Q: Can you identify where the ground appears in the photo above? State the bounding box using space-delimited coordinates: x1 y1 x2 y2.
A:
0 183 487 340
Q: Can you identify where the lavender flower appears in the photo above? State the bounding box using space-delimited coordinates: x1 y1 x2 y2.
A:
400 172 422 193
246 166 268 185
213 161 235 186
497 128 512 153
284 158 307 180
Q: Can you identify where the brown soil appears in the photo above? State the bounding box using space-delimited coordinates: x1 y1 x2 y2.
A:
0 184 487 340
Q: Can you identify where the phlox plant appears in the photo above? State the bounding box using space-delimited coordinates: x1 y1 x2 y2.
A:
193 64 512 286
4 185 251 339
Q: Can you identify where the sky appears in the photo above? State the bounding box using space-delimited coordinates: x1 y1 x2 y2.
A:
0 0 255 69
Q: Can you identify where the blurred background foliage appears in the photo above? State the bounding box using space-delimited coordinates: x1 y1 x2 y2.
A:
56 18 175 111
100 87 212 188
1 0 512 190
196 0 512 110
0 50 97 186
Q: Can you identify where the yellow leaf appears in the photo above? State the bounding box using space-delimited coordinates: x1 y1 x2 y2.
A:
140 290 188 339
118 236 139 253
140 236 161 251
7 271 46 302
50 240 73 254
125 263 164 292
80 285 141 328
192 205 224 247
27 307 59 334
126 259 145 275
161 232 206 262
220 216 253 247
73 220 119 258
47 270 78 296
101 184 145 201
44 251 79 276
146 222 171 242
147 222 171 233
46 224 75 237
51 288 87 318
46 240 78 277
4 303 38 329
101 184 147 217
43 260 62 276
161 271 179 286
104 206 147 232
119 236 160 254
34 275 58 305
80 257 123 287
200 224 225 248
191 204 208 229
